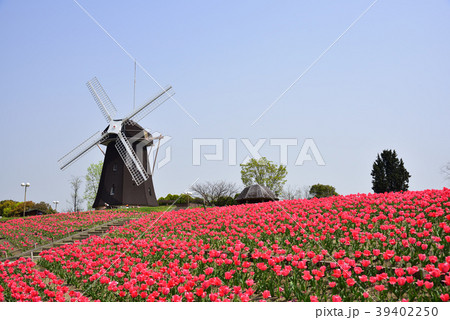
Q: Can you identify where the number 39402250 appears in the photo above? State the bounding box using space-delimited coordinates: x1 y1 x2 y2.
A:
376 307 438 317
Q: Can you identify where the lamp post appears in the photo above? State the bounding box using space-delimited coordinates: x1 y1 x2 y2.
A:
20 182 30 217
53 200 59 212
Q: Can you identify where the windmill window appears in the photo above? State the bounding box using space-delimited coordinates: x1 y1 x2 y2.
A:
148 188 152 196
112 164 118 172
110 184 115 196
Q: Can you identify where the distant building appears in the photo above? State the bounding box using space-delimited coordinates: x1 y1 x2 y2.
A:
24 209 44 217
236 184 278 204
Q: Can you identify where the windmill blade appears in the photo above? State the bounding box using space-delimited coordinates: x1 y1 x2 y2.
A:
123 86 174 123
86 77 118 123
115 131 150 186
58 131 109 170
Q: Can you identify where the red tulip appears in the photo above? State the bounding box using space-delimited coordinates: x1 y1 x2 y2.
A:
332 295 342 302
395 268 405 277
438 263 450 273
375 285 386 292
346 278 356 287
245 279 255 287
397 277 407 286
240 294 250 302
360 260 370 267
171 295 182 302
440 294 450 302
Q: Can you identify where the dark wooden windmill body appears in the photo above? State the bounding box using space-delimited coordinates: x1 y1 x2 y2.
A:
92 121 157 208
58 77 174 209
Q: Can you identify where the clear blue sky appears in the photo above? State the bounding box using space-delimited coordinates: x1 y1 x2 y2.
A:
1 0 449 209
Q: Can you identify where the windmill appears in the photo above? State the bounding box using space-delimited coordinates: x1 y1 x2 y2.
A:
58 77 174 208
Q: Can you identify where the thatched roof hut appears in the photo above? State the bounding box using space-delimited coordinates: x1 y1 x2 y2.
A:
236 184 278 204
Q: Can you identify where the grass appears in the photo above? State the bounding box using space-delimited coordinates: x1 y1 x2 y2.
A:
117 205 176 214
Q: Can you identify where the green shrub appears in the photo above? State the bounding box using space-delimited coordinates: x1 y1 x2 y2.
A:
309 184 338 198
214 196 237 207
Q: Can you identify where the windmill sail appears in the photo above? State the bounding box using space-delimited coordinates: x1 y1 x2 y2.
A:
115 131 150 186
86 77 118 123
123 86 174 123
58 131 109 170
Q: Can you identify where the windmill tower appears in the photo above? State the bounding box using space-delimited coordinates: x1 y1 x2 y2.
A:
58 77 174 208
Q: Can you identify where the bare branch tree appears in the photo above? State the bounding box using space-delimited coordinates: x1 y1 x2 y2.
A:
299 185 313 199
281 185 314 200
68 176 84 212
281 185 302 200
442 162 450 182
191 181 239 206
190 183 210 204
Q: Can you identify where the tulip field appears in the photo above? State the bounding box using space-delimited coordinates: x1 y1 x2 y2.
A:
0 257 91 302
1 189 450 302
0 211 144 254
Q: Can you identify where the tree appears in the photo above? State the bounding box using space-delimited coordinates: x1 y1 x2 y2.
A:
371 150 410 193
214 196 237 207
299 185 313 199
0 200 56 217
281 185 302 200
442 162 450 182
309 184 338 198
31 201 56 215
0 200 19 217
157 193 196 206
282 185 314 200
11 201 35 216
84 161 103 209
68 176 84 212
191 181 239 206
240 157 287 196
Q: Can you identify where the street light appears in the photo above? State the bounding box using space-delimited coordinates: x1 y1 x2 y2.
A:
20 182 30 217
53 200 59 212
